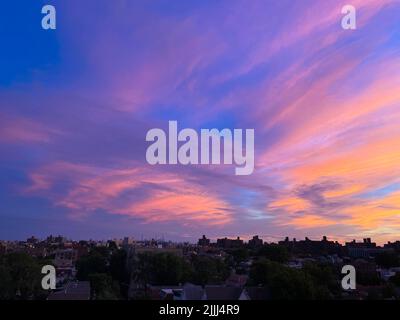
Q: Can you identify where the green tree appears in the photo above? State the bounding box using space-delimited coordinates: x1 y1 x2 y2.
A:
302 262 340 298
382 283 397 299
256 244 289 263
190 255 230 285
108 241 118 251
76 251 108 280
269 268 315 300
389 272 400 286
227 248 249 264
249 258 281 285
133 252 191 286
375 252 399 268
0 264 14 299
4 253 44 299
89 273 120 300
249 259 329 300
109 249 129 298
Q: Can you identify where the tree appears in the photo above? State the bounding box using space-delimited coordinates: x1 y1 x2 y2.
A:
0 264 14 299
382 283 397 299
249 259 331 300
2 253 44 299
375 252 399 268
76 251 108 280
256 244 289 263
89 273 120 300
249 258 281 285
109 249 129 298
108 241 118 251
190 255 230 285
302 262 340 298
133 252 191 286
357 270 380 286
389 272 400 287
269 268 315 300
227 248 249 264
109 249 127 281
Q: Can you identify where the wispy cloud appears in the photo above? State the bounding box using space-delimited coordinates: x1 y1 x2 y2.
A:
1 0 400 242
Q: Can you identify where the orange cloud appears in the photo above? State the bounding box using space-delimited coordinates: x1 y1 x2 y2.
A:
24 162 233 226
343 191 400 229
269 196 309 212
285 215 337 228
123 192 231 225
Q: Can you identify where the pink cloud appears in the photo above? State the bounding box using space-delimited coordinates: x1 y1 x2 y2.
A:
23 161 233 226
0 113 58 144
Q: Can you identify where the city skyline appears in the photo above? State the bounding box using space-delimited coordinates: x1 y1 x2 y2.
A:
2 233 400 247
1 1 400 244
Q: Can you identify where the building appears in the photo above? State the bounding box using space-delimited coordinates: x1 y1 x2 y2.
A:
216 237 244 249
202 286 243 300
198 235 210 246
47 281 91 300
27 236 39 244
279 236 342 254
182 283 204 300
345 238 389 258
239 287 271 300
134 246 183 257
122 237 135 247
248 235 263 248
147 285 183 300
346 238 377 248
384 241 400 252
46 235 67 245
54 249 78 268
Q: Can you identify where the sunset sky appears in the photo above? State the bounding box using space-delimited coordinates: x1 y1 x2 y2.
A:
1 0 400 244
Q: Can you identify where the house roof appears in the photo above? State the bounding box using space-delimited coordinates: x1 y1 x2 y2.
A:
183 283 204 300
47 281 91 300
204 286 242 300
243 287 271 300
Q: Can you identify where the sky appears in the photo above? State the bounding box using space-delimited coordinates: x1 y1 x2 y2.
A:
0 0 400 244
